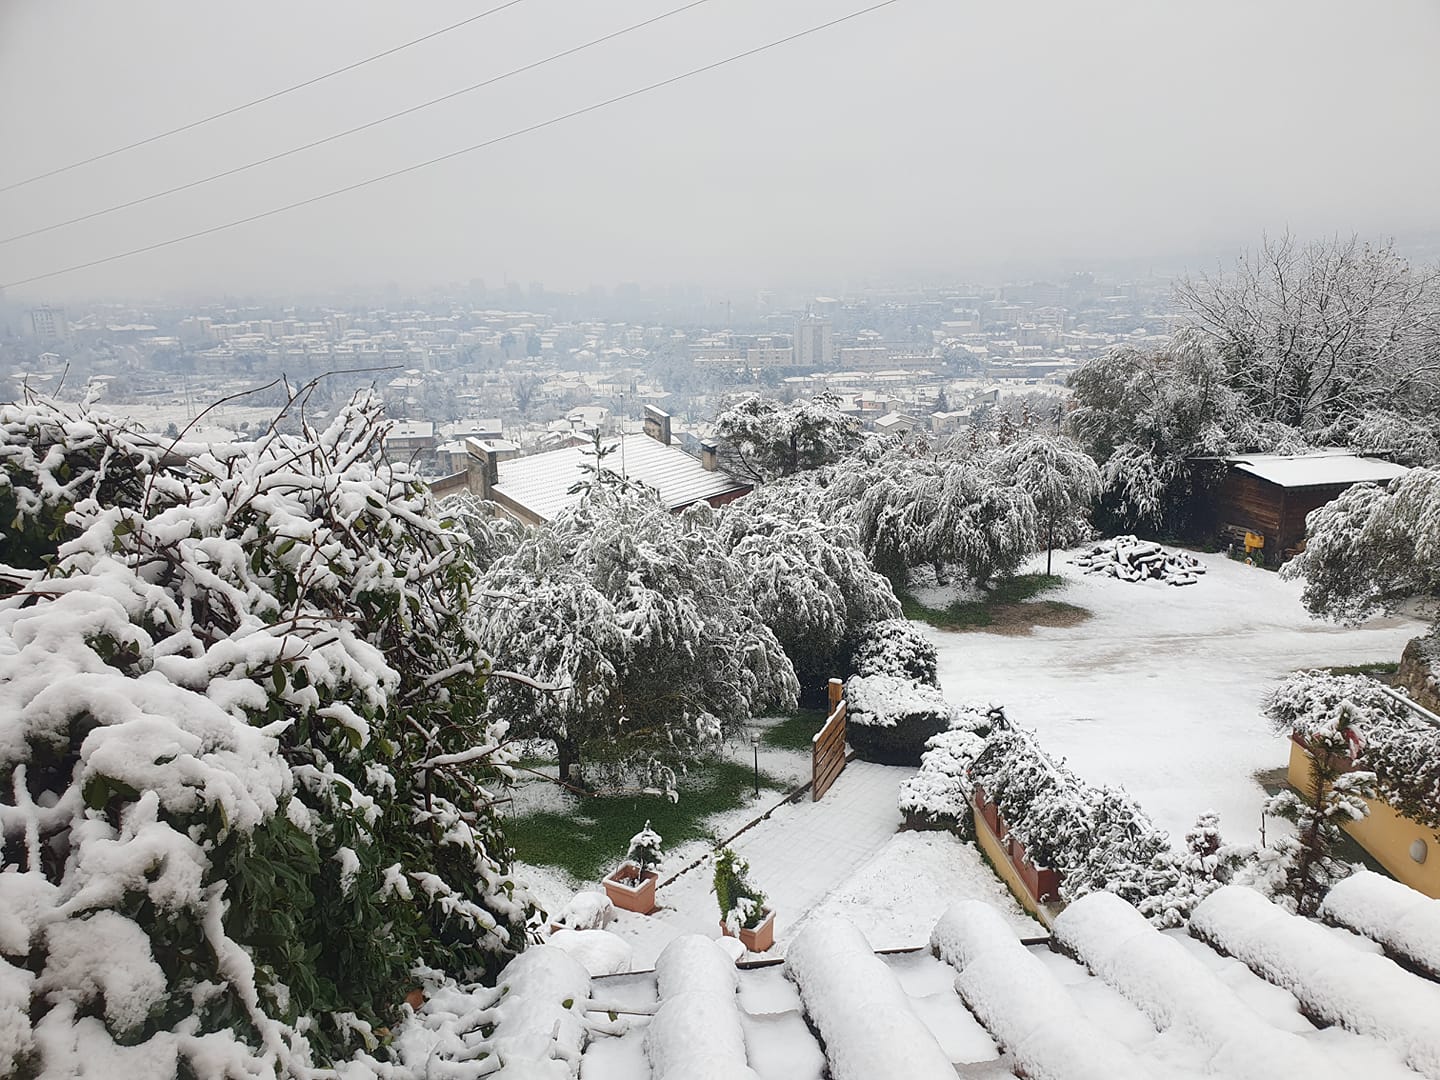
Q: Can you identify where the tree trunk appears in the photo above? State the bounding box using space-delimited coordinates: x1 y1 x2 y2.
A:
556 736 582 790
1046 517 1055 577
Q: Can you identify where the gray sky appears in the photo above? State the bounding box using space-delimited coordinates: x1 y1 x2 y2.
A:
2 0 1438 301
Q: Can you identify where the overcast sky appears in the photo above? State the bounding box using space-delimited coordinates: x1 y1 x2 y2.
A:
2 0 1438 302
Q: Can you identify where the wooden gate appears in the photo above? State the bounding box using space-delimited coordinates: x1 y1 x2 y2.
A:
812 678 847 801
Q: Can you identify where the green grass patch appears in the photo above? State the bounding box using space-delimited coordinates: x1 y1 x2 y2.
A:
761 708 830 751
900 573 1072 630
508 759 785 881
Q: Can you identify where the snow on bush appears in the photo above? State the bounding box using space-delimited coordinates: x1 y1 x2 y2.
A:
1318 871 1440 980
1052 892 1345 1080
786 917 955 1080
544 929 632 977
646 936 757 1080
1267 670 1440 830
851 618 938 686
843 674 953 765
0 394 534 1075
475 487 798 788
969 727 1241 926
931 900 1148 1080
1069 535 1205 585
1189 885 1440 1079
898 704 1005 832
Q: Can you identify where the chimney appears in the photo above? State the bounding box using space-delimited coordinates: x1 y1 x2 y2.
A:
643 405 672 446
465 436 498 498
700 440 718 472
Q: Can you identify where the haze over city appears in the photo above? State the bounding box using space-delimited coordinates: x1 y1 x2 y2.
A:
3 0 1439 301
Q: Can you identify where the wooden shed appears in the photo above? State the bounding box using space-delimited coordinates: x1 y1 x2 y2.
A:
1208 451 1409 562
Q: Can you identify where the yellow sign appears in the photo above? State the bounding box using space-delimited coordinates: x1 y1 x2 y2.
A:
1244 531 1265 551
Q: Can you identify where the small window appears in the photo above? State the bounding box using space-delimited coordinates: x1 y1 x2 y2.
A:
1410 838 1429 865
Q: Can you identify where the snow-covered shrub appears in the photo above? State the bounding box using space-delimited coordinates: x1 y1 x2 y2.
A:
1189 885 1440 1079
0 394 534 1075
843 674 953 766
647 936 756 1080
476 488 798 788
621 820 663 881
851 618 938 686
898 704 1006 832
1318 871 1440 981
716 480 901 703
788 917 955 1080
968 727 1226 926
712 848 767 933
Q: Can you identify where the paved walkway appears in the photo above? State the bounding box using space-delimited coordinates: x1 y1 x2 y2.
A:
604 759 914 966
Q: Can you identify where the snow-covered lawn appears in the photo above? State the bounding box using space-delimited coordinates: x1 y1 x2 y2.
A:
930 549 1425 844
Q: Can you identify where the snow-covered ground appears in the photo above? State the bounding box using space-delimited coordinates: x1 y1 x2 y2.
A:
930 549 1425 844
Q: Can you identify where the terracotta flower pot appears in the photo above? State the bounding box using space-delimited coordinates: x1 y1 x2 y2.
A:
603 863 658 914
720 910 776 953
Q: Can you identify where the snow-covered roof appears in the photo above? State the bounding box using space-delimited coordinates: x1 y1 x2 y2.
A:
492 434 748 522
1227 452 1409 489
385 421 434 440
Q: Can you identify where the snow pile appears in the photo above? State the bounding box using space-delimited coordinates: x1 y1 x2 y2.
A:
545 929 633 977
1189 885 1440 1078
1070 535 1205 585
898 703 1005 830
1318 871 1440 979
1052 892 1345 1080
550 890 614 931
931 900 1149 1080
0 395 534 1076
646 935 758 1080
786 917 955 1080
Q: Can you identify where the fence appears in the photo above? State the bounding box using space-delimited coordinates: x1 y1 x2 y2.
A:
812 678 847 801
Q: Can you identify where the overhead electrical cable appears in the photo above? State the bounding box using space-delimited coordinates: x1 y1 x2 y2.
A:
1 0 904 290
0 0 715 246
0 0 534 194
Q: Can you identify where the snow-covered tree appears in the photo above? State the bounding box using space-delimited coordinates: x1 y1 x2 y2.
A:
1177 233 1440 433
715 479 900 701
1066 330 1262 531
994 431 1101 574
0 393 534 1075
1284 466 1440 626
713 392 862 482
475 487 798 787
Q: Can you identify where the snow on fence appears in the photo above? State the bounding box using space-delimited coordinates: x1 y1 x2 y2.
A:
1318 871 1440 980
1189 885 1440 1080
787 916 955 1080
812 678 847 801
646 936 759 1080
930 900 1149 1080
1051 892 1346 1080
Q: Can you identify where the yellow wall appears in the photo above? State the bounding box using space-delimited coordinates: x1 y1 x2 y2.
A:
1287 740 1440 899
973 807 1057 927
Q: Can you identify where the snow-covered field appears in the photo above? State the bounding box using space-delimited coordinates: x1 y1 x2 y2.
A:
931 549 1425 844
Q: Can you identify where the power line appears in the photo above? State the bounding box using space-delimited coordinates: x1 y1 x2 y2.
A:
0 0 714 247
0 0 534 195
2 0 905 291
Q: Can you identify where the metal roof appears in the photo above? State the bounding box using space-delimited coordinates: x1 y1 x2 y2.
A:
492 434 748 522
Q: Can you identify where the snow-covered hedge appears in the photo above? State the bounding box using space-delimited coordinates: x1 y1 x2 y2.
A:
646 936 758 1080
1052 892 1344 1080
1189 885 1440 1079
1318 871 1440 980
850 618 938 686
1267 670 1440 828
897 704 1005 832
843 674 953 765
969 727 1231 926
787 917 955 1080
931 900 1147 1080
0 395 534 1075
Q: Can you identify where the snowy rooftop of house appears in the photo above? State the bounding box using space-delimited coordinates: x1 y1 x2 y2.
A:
385 421 434 440
492 434 748 522
1226 451 1409 489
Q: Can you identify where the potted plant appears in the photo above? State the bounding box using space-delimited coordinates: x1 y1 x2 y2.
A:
713 847 774 952
603 821 662 915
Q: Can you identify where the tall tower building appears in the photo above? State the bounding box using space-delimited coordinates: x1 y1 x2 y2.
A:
28 305 67 344
792 315 834 368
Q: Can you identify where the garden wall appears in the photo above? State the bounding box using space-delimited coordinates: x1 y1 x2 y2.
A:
1398 634 1440 715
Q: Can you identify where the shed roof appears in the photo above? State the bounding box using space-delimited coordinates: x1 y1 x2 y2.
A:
1227 452 1409 489
492 434 748 522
